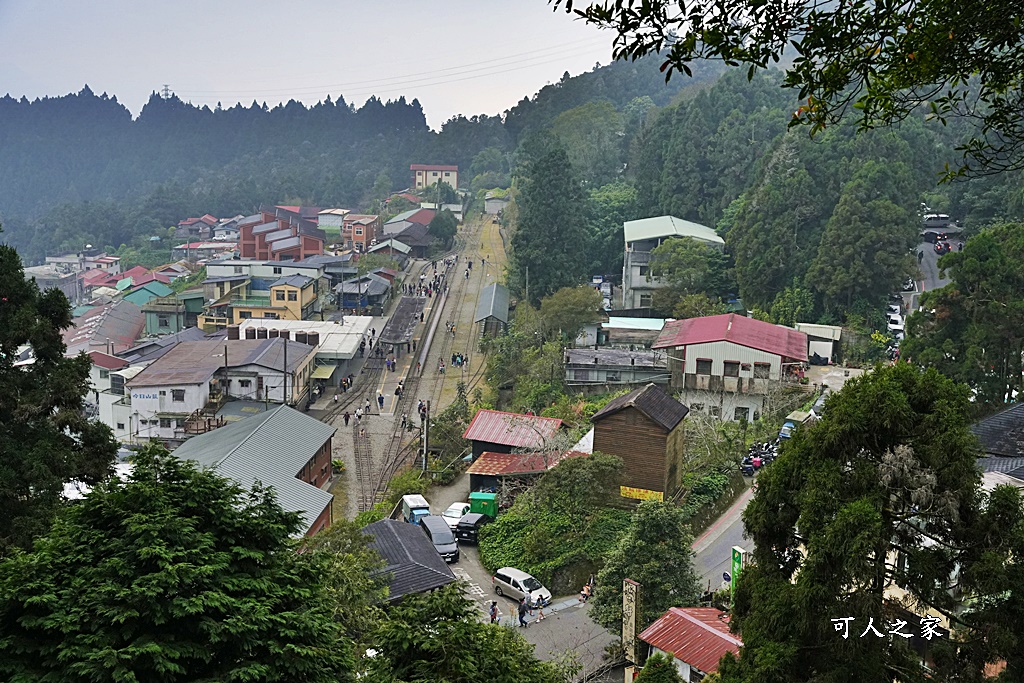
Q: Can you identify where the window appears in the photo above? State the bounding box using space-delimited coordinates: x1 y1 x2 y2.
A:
573 369 591 382
99 369 109 379
690 402 704 412
171 389 185 402
158 315 169 328
734 407 750 422
753 362 771 379
709 406 721 417
741 363 751 372
276 291 286 301
355 227 363 236
234 266 243 274
638 265 649 277
159 418 172 429
639 293 653 307
239 311 252 319
606 371 620 382
273 266 282 274
116 422 125 430
444 172 451 176
696 359 712 375
264 312 280 319
724 361 740 377
287 290 297 301
239 379 252 388
159 390 166 396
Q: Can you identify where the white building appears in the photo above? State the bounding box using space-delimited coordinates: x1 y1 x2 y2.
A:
118 338 316 442
317 208 350 230
237 317 372 385
621 216 725 309
653 313 808 422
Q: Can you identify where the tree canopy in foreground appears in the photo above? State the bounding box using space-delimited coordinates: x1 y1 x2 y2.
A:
719 363 1024 682
552 0 1024 175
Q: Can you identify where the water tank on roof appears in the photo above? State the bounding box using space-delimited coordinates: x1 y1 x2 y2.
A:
279 330 290 340
295 331 309 345
227 325 240 340
256 328 268 339
307 332 320 347
245 328 257 339
268 329 280 338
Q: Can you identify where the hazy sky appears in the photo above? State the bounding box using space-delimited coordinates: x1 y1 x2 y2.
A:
0 1 614 127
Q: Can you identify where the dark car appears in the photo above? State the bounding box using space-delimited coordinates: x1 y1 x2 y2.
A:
420 515 460 563
455 512 493 544
934 241 951 254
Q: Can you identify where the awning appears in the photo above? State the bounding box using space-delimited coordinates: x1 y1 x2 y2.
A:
311 365 337 380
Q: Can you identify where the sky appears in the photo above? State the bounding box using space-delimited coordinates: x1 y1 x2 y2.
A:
0 0 614 127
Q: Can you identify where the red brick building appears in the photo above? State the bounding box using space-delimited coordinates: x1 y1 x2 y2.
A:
237 206 326 261
341 214 382 252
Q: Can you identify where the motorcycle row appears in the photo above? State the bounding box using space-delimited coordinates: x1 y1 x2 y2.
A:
741 440 780 476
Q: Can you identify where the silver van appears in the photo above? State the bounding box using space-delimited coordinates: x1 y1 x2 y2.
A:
419 515 459 563
491 567 551 606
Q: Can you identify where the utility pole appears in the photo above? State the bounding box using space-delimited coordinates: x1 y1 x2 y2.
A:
422 400 431 472
283 337 289 406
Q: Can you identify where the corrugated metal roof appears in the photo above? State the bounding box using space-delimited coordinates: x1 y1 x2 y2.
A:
639 608 741 674
474 283 510 324
565 348 666 369
462 410 562 448
173 405 334 535
653 313 808 362
127 338 315 387
271 274 314 289
466 450 583 477
63 300 145 356
971 403 1024 457
606 317 668 331
591 383 688 431
252 221 280 234
623 215 724 246
87 350 129 370
270 236 302 252
364 519 456 602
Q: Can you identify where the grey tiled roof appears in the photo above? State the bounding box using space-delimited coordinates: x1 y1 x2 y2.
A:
173 405 335 534
977 456 1024 474
271 274 314 288
474 283 509 324
591 382 689 431
971 403 1024 457
363 519 456 602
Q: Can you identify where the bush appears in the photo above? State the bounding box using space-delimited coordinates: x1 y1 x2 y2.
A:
383 470 427 507
677 469 732 521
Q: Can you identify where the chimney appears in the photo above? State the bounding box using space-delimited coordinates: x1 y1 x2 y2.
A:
594 357 598 365
631 357 635 366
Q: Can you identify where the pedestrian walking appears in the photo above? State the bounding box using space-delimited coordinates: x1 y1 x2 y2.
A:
333 393 339 403
517 598 530 628
343 411 350 427
353 413 360 427
489 601 499 624
365 399 371 414
378 393 385 410
359 427 365 438
401 414 407 429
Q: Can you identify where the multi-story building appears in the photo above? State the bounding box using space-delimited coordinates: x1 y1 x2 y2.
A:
118 338 316 442
410 163 458 190
199 259 328 330
339 214 381 251
652 313 808 422
231 275 318 325
621 215 725 309
237 206 325 261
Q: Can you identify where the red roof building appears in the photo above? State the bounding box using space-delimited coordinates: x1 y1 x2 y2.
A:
237 205 325 261
87 350 129 371
639 607 741 679
462 409 563 459
653 313 807 361
466 450 585 492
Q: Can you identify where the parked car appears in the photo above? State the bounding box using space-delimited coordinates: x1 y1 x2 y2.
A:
455 512 493 543
934 241 952 254
492 567 551 606
887 304 901 316
420 515 460 563
441 502 471 530
902 278 916 292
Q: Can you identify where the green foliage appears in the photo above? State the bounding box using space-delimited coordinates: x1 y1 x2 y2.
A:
356 253 400 278
508 135 590 304
590 501 702 632
427 208 458 244
650 237 733 299
902 222 1024 409
478 453 628 584
0 446 354 682
587 180 642 276
170 266 206 293
635 653 685 683
362 584 564 683
550 101 625 186
0 244 117 555
354 502 390 528
382 469 427 507
426 180 459 205
723 364 1004 682
557 0 1024 175
767 279 815 327
676 469 734 521
538 285 603 343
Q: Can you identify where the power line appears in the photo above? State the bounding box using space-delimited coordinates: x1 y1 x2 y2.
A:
174 37 608 98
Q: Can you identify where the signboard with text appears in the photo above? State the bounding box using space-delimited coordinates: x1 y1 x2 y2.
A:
731 546 746 596
622 579 640 663
619 486 664 502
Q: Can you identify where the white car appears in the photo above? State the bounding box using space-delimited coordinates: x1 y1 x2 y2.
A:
441 502 471 530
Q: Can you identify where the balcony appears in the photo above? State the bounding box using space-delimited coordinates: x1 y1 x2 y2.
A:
232 296 280 309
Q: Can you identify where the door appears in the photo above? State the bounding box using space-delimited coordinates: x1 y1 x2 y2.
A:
257 376 264 398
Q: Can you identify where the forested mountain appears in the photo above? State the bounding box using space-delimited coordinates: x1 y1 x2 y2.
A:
0 57 721 261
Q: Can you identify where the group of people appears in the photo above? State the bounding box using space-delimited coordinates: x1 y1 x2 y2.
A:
445 321 457 337
450 352 468 368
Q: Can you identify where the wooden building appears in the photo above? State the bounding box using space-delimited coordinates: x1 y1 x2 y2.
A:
590 383 689 501
474 283 510 342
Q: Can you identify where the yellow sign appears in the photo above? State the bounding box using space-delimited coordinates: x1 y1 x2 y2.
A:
619 486 664 501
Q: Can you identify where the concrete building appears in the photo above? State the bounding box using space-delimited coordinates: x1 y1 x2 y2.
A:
142 290 205 335
237 317 373 386
410 163 458 190
591 383 689 501
621 216 725 309
23 264 84 303
564 348 669 391
338 214 381 252
484 190 509 215
120 338 316 442
173 405 336 536
577 316 668 348
172 242 236 261
316 208 350 231
653 313 808 422
231 274 318 325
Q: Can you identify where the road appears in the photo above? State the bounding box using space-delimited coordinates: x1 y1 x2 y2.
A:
916 240 951 295
692 486 754 593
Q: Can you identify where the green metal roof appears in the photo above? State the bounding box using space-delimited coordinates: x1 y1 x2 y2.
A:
623 215 724 246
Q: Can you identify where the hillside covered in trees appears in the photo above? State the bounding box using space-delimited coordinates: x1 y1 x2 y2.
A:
0 57 721 262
